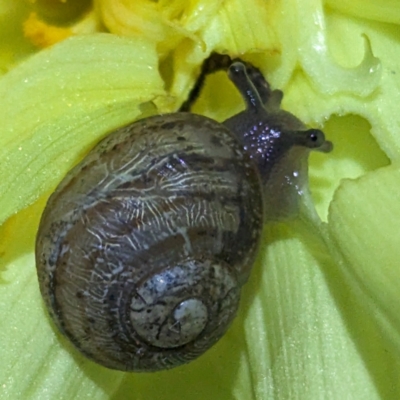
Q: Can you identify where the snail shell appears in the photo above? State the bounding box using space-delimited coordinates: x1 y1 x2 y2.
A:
36 112 263 371
36 60 332 372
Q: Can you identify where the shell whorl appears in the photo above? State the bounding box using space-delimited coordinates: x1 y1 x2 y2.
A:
36 113 263 371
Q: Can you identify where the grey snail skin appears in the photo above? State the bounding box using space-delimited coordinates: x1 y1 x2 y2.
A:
35 57 332 372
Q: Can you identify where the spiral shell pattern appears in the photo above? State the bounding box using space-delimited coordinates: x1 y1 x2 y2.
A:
36 113 263 371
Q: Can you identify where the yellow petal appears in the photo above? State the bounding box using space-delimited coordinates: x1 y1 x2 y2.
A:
283 8 400 159
0 33 165 225
243 222 381 399
329 163 400 354
326 0 400 25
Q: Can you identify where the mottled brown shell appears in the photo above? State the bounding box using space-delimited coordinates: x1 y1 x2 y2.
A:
36 112 263 371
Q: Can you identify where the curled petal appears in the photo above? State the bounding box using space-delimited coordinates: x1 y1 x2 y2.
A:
296 0 381 96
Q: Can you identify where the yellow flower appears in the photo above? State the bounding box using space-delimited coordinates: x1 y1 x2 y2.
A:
1 0 400 399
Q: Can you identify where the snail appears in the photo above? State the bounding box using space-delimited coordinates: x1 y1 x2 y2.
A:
35 56 332 372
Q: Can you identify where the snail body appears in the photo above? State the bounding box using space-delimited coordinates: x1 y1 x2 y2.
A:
36 61 332 372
